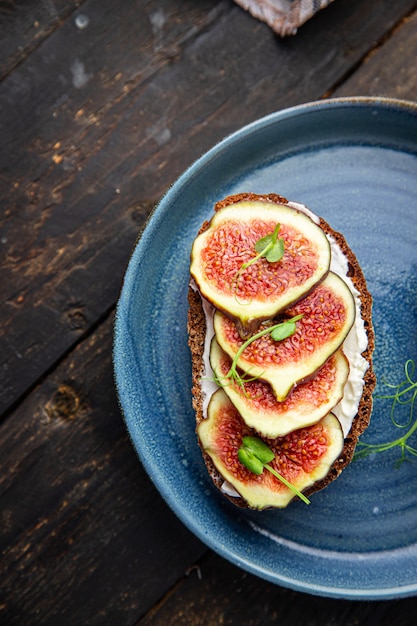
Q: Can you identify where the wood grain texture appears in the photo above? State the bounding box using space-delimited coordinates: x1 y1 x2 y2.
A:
0 0 229 415
140 551 417 626
0 0 82 80
0 313 205 625
333 9 417 101
1 0 416 415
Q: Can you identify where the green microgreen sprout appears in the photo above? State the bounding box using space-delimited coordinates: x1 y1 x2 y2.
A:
232 223 285 295
254 223 285 263
238 436 311 504
213 314 303 395
354 359 417 466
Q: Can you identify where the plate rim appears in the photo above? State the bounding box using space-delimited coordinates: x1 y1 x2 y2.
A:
142 96 417 239
114 96 417 600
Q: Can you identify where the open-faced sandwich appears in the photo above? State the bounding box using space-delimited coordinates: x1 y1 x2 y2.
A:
188 193 375 510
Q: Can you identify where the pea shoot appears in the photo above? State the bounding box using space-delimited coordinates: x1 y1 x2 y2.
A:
354 359 417 466
233 223 285 294
238 436 311 504
213 314 303 394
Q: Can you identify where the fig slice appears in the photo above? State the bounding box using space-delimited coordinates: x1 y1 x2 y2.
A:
198 389 344 510
213 272 356 401
210 337 350 438
190 200 331 335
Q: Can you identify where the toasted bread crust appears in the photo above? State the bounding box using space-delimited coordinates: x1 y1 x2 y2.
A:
188 193 376 507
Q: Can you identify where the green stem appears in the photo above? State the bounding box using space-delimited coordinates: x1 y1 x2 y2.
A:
265 464 311 504
232 223 282 296
232 244 271 296
354 370 417 461
225 315 303 391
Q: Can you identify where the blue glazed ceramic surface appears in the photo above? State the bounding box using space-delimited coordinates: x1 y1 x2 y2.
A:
114 98 417 599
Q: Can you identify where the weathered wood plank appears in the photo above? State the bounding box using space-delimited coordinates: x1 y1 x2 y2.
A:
0 0 230 415
333 9 417 101
140 551 417 626
0 313 205 626
1 0 415 415
0 0 82 80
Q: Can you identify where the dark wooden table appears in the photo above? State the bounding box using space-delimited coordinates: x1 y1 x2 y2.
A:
1 1 417 624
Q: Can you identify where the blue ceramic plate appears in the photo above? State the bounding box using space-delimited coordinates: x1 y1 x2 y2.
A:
114 98 417 600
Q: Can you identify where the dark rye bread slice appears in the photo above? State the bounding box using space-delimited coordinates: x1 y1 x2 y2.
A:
188 193 376 507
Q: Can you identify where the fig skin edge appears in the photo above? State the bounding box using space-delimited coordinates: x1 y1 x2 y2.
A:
210 338 350 439
213 272 356 402
197 389 345 511
190 197 331 338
